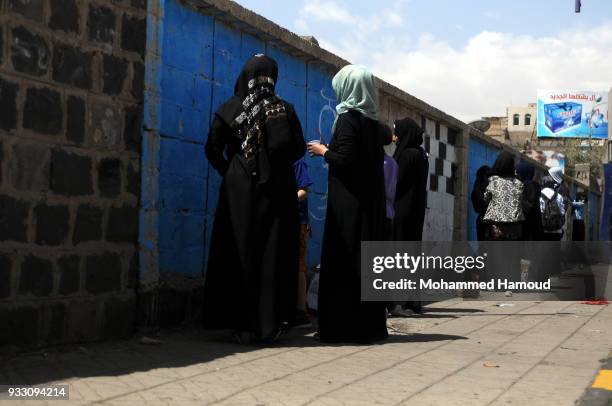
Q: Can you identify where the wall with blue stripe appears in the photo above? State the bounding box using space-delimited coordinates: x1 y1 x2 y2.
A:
466 138 500 241
142 0 336 279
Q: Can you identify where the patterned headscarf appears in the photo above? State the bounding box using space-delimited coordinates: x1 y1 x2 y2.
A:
229 54 286 175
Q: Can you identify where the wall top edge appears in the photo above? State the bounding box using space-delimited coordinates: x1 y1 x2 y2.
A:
181 0 598 195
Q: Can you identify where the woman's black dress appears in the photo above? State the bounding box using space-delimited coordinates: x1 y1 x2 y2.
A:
317 111 389 344
392 120 429 242
203 97 306 339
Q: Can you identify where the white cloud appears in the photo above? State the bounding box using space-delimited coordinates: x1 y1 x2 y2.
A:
293 1 612 124
301 0 360 25
382 10 403 26
363 24 612 122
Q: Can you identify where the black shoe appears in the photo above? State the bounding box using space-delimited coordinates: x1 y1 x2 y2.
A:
292 311 312 328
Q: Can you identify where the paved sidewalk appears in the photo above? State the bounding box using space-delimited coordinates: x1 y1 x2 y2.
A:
1 300 611 406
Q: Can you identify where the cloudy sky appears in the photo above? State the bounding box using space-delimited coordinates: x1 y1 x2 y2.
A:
234 0 612 122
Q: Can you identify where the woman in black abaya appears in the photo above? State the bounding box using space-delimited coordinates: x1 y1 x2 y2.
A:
391 117 429 315
471 165 492 241
308 65 388 344
392 117 429 242
203 55 306 344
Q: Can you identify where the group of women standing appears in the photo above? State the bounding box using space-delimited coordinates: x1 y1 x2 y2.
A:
202 55 429 345
470 151 571 242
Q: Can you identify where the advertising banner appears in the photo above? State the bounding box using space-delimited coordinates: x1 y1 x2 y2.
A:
537 90 608 139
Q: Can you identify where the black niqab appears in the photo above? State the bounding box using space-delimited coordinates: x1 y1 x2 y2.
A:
516 161 535 182
492 151 516 178
393 117 424 161
233 54 278 99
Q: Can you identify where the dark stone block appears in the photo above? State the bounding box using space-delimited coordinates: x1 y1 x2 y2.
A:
49 0 79 33
9 143 50 191
104 297 135 337
0 77 18 131
58 255 80 295
85 253 122 294
106 205 138 242
51 150 93 196
124 104 142 152
439 142 447 160
446 177 455 195
0 254 12 298
88 5 116 44
11 26 50 77
66 300 99 342
90 103 122 149
131 0 146 10
23 87 62 135
52 44 93 89
424 135 430 153
19 255 53 296
429 174 438 192
103 54 128 95
435 122 440 139
121 15 146 58
34 203 69 245
46 302 66 343
73 205 103 244
0 195 29 242
127 251 138 288
447 129 457 146
435 158 444 176
421 115 426 131
8 0 44 21
66 96 86 144
98 158 121 197
131 62 144 99
0 306 39 347
126 160 140 198
0 28 3 66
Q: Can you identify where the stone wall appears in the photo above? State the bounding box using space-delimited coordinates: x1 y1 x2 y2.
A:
0 0 146 349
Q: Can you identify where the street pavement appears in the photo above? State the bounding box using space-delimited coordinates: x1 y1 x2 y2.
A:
1 299 611 406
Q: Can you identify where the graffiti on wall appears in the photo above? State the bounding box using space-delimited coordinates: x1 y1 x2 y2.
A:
308 88 336 222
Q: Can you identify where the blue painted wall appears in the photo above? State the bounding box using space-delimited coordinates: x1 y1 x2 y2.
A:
144 0 336 278
466 138 500 241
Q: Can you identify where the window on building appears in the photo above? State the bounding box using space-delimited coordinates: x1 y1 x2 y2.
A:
525 114 531 126
513 114 520 126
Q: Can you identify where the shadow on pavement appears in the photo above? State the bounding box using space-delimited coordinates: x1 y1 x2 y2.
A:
0 327 467 387
424 308 486 313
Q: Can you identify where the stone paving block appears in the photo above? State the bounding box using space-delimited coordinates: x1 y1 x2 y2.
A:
1 302 610 405
491 364 598 406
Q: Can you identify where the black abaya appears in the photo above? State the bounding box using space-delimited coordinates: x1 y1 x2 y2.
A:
471 166 491 241
317 111 389 344
202 56 306 339
392 118 429 241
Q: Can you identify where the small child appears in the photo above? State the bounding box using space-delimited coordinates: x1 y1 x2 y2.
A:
294 157 313 327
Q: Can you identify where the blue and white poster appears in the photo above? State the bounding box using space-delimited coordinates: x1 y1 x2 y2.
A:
537 90 608 139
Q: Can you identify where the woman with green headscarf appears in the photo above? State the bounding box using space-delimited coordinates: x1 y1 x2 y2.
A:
308 65 389 343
